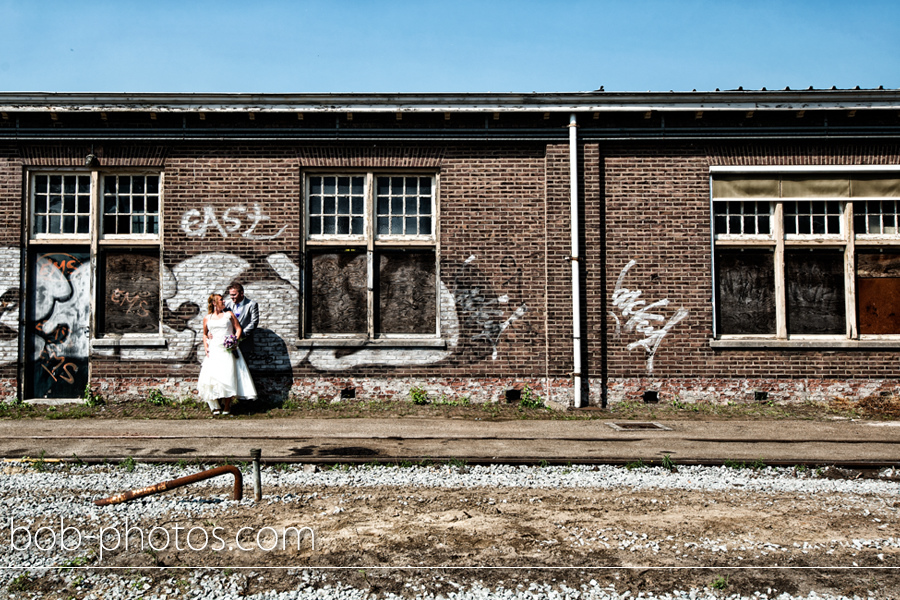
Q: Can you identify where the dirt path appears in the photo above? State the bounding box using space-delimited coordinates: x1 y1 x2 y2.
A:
76 483 900 598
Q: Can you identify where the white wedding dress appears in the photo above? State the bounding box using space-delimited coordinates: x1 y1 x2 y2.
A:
198 313 257 410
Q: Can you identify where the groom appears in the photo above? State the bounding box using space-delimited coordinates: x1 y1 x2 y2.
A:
225 282 259 358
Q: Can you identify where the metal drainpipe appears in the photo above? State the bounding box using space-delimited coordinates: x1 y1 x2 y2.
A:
569 114 583 408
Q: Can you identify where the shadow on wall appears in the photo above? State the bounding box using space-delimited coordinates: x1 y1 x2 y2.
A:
245 328 291 373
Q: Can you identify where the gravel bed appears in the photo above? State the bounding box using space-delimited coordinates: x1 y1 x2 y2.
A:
1 462 898 599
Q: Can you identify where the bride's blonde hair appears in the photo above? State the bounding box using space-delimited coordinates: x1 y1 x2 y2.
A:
207 294 222 314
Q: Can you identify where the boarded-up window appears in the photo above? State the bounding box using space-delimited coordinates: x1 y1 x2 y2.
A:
857 251 900 334
377 250 436 334
715 249 776 334
305 172 438 340
102 251 160 334
785 249 845 335
309 249 367 334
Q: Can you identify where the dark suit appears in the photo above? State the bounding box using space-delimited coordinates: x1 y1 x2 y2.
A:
225 296 259 357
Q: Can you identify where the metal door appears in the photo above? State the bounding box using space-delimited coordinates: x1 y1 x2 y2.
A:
26 249 91 399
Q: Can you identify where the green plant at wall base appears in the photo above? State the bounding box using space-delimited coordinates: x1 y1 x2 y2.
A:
82 384 104 407
147 389 173 407
120 456 136 472
518 386 544 410
625 459 646 470
710 575 729 590
409 387 429 405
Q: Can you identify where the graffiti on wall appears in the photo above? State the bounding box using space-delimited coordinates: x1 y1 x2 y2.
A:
452 256 528 360
30 252 91 398
180 204 288 240
3 246 529 377
610 259 688 374
0 247 20 365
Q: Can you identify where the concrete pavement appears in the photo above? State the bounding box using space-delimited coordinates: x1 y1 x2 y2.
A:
1 417 899 466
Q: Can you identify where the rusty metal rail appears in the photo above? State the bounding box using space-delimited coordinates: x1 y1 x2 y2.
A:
94 465 243 506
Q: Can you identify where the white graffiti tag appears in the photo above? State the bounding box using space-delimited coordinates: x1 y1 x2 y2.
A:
610 260 688 374
181 203 287 240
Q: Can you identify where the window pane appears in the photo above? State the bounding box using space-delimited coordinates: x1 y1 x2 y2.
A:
716 249 776 334
309 250 367 334
420 216 432 235
352 196 364 215
377 216 389 235
309 217 321 235
337 196 349 214
856 199 900 235
391 217 403 234
62 216 75 234
100 175 160 236
103 251 160 334
785 199 841 236
857 251 900 334
351 217 364 235
337 216 350 235
323 216 335 234
785 249 845 334
405 217 417 234
714 200 769 235
377 250 436 334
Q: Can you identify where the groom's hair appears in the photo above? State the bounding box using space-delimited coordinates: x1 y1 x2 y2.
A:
228 282 244 294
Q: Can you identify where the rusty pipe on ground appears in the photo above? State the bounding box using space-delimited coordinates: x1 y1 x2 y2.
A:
94 465 243 506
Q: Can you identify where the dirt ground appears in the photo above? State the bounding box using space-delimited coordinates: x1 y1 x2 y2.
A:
5 390 900 423
5 394 900 597
9 472 896 598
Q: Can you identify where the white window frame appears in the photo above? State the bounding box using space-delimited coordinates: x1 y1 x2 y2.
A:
301 170 441 345
710 165 900 349
26 169 165 343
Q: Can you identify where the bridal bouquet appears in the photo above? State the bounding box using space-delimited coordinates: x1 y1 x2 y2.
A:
223 334 239 352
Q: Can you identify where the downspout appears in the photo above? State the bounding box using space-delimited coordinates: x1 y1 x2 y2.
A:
569 114 583 408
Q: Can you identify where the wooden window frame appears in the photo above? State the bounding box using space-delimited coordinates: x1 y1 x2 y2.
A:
710 166 900 349
301 170 441 344
26 168 165 344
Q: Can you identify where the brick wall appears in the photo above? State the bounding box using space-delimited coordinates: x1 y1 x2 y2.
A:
4 135 900 407
598 141 900 405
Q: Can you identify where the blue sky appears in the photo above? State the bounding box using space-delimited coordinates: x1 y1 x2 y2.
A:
1 0 898 94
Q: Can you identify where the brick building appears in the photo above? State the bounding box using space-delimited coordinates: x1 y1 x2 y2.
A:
1 89 899 407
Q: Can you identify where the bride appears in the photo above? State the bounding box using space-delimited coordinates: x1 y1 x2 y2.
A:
198 293 257 415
